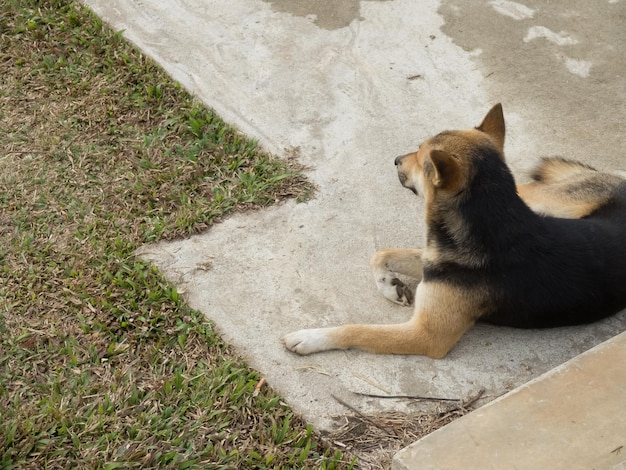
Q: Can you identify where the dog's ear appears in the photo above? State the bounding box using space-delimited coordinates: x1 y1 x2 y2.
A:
425 149 461 189
477 103 505 154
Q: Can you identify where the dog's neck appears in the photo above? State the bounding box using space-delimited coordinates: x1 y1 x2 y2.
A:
424 157 542 269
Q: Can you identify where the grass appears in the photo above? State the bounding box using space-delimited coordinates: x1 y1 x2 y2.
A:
0 1 356 468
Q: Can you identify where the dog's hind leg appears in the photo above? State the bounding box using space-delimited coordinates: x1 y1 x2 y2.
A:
282 281 477 357
370 249 424 306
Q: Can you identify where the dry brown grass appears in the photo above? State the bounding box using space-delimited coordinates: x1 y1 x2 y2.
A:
0 1 352 469
329 390 484 469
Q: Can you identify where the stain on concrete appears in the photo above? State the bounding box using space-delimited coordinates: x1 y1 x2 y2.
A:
262 0 391 30
439 0 626 170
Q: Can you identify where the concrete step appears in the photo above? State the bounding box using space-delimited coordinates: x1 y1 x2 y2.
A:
393 331 626 470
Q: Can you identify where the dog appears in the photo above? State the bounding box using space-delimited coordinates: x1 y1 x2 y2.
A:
282 104 626 358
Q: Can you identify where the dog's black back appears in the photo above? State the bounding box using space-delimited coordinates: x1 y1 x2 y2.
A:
489 194 626 328
424 147 626 328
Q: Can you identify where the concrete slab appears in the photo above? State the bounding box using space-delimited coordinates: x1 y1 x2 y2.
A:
392 330 626 470
83 0 626 432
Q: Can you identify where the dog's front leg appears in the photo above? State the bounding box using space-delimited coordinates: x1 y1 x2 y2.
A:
370 249 424 306
282 282 476 358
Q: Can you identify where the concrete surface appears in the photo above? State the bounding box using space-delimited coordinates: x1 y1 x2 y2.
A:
83 0 626 432
393 330 626 470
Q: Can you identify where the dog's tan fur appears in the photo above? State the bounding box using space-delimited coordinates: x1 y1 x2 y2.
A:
282 104 626 357
517 157 624 218
316 281 483 358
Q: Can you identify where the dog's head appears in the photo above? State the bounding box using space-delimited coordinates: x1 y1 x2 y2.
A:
395 104 506 202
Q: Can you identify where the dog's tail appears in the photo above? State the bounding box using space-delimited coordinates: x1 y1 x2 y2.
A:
530 156 597 184
520 157 623 218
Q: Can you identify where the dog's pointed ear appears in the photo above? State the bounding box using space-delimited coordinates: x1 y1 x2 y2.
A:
425 149 461 189
477 103 505 153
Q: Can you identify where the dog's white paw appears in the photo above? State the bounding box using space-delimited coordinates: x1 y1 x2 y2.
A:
375 276 414 306
282 328 335 355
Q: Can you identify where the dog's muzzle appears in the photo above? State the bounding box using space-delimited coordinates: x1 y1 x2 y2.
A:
397 172 408 186
395 154 418 195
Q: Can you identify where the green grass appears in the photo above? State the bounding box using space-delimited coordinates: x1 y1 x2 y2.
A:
0 1 355 468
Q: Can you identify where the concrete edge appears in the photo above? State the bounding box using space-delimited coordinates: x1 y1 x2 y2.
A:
392 330 626 469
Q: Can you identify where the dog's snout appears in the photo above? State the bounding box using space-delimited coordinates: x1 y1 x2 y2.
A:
395 155 403 166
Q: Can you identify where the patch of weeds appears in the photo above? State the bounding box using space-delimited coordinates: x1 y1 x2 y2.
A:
0 1 349 469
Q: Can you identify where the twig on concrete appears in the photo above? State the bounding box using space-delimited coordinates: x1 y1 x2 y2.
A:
433 388 485 424
331 394 397 438
352 372 391 394
461 388 485 409
353 392 459 402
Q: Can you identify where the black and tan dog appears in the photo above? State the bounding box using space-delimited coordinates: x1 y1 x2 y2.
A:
282 104 626 358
